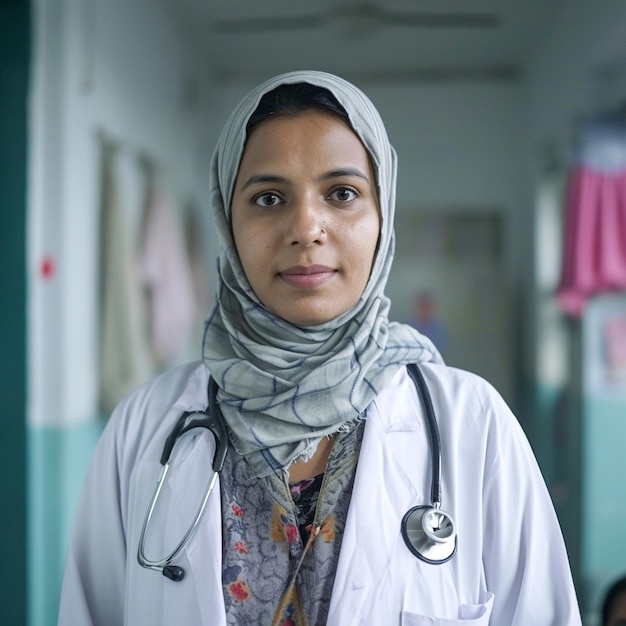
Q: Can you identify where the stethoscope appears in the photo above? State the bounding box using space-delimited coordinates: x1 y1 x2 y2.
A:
137 377 229 582
401 363 457 565
137 364 457 582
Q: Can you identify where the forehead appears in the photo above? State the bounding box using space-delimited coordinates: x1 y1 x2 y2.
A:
237 110 372 175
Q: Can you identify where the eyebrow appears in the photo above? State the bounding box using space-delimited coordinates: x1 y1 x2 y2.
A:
239 173 287 192
239 167 370 192
321 167 370 183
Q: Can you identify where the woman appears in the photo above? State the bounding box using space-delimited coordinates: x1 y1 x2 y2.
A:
59 71 581 625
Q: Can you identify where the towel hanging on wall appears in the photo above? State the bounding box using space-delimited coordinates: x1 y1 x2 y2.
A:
98 137 153 415
140 174 198 363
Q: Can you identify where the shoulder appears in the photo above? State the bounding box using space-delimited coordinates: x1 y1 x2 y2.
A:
416 363 502 404
373 363 525 459
115 360 207 415
414 365 536 482
420 363 516 428
376 363 512 426
104 361 209 454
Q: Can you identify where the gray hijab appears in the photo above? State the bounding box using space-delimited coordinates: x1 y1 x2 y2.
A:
203 70 442 477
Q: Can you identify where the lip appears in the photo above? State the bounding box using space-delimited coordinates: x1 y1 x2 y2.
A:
279 265 337 289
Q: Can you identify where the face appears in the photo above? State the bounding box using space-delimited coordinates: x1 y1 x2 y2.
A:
231 109 380 326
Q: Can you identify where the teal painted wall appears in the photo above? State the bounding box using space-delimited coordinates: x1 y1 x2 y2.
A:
581 395 626 615
533 381 582 596
28 420 104 626
579 298 626 617
0 2 29 623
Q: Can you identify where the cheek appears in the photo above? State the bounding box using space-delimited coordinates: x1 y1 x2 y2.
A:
340 215 380 290
355 213 381 267
233 228 277 301
233 224 261 275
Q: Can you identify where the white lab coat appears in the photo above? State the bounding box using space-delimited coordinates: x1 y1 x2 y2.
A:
59 361 581 625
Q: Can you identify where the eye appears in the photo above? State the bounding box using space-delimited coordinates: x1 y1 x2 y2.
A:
253 192 282 207
329 187 358 203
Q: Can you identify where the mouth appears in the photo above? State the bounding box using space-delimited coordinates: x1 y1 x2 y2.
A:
279 265 337 289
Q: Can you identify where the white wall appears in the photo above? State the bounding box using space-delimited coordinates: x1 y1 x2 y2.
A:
526 1 626 154
376 82 524 402
29 0 217 428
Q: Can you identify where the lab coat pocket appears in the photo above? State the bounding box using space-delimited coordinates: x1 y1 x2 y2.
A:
401 592 494 625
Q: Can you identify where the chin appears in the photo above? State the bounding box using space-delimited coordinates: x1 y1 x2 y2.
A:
268 298 355 327
283 308 348 327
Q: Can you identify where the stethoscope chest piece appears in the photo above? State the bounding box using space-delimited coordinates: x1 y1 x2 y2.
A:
401 505 457 565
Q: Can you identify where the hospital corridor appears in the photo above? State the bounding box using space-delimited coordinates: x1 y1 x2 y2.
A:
2 1 626 624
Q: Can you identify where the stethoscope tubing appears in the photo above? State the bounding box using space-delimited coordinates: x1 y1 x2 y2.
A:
136 381 228 579
137 363 457 579
137 462 219 574
405 363 442 508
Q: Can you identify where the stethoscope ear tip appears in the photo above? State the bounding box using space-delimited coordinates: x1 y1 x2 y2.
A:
162 565 185 582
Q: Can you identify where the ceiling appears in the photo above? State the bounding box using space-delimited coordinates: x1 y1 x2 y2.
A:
166 0 563 84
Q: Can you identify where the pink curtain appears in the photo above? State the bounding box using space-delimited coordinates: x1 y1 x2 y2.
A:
556 150 626 316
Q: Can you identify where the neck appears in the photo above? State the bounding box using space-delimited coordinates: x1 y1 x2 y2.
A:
287 435 335 483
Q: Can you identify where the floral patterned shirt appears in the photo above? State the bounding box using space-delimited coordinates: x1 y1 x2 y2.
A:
219 421 365 626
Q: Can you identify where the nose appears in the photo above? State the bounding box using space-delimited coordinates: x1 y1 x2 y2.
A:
286 197 327 247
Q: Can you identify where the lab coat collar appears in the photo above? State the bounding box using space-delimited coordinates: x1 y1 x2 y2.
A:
171 361 211 413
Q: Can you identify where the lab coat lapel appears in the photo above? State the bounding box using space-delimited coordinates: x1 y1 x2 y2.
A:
327 382 430 624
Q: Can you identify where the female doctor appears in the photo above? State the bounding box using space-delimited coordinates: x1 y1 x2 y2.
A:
59 71 581 625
